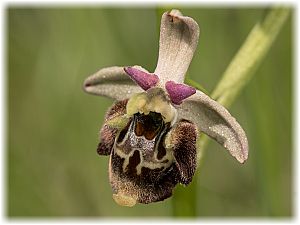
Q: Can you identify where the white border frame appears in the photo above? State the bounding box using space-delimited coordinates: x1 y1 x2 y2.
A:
1 1 298 224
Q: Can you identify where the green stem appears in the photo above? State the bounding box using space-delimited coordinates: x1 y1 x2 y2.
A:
212 7 290 105
197 6 290 163
171 6 290 217
172 178 197 217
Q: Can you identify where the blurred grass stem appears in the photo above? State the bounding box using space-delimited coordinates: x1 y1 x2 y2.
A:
198 6 290 163
169 6 290 217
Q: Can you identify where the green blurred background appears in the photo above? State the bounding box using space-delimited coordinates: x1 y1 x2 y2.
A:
7 6 292 217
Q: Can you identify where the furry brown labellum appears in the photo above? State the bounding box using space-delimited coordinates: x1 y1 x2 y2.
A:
97 89 198 206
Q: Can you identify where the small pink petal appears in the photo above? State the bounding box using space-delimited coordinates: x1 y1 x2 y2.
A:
165 81 196 105
124 67 159 91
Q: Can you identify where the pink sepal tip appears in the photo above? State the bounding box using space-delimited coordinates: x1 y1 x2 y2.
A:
124 67 159 91
165 81 196 105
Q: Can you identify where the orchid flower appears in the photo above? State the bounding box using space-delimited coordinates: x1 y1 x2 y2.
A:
83 9 248 207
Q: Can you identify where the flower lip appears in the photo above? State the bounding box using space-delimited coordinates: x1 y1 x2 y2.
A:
165 81 196 105
124 67 159 91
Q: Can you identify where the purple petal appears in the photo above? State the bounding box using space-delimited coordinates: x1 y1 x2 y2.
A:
124 67 159 91
165 81 196 105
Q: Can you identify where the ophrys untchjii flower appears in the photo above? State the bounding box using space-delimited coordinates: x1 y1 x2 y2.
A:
83 9 248 207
